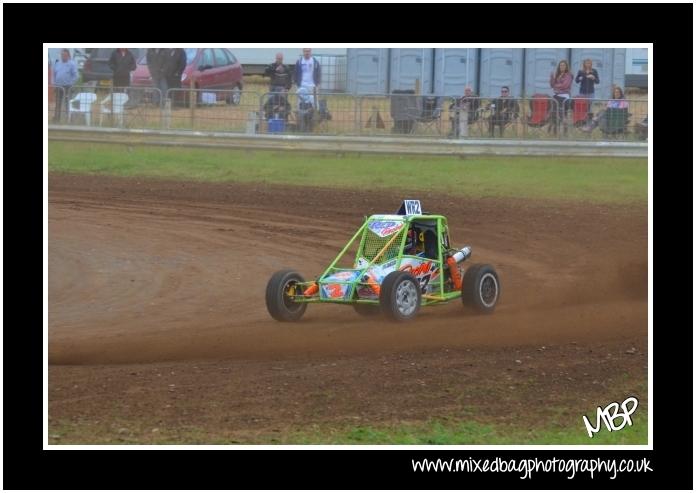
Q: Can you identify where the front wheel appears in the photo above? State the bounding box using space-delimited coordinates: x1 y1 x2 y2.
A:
379 271 421 322
461 264 500 314
265 270 308 322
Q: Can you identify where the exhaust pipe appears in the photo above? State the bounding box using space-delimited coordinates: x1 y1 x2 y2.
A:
446 246 471 291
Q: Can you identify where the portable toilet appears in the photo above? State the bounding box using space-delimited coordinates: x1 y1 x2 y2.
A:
433 48 479 96
389 48 434 94
478 48 524 98
523 48 571 97
346 48 389 95
611 48 626 96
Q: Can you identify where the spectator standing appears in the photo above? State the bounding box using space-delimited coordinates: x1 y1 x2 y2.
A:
488 86 519 137
575 58 600 99
146 48 167 105
264 52 292 93
163 48 187 91
108 48 136 89
575 58 600 120
52 49 78 123
549 59 573 134
294 48 321 91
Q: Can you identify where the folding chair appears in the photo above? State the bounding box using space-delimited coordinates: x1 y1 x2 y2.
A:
68 92 97 126
99 93 129 127
390 90 417 134
600 107 631 137
571 96 590 128
410 96 442 135
526 94 552 128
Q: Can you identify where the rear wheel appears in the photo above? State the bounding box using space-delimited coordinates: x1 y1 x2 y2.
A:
461 264 500 314
265 270 308 322
379 271 421 322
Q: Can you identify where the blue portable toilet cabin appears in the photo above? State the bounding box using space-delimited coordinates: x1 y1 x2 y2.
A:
346 48 389 95
523 48 571 97
478 48 524 98
389 48 434 94
569 48 626 100
433 48 479 96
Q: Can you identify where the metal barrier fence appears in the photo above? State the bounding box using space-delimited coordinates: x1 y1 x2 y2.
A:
48 84 163 129
162 88 260 132
48 87 649 142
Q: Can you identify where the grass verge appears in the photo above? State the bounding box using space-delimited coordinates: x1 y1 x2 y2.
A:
48 408 648 445
48 142 647 204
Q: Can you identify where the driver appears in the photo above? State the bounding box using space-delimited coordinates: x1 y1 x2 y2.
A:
404 226 424 256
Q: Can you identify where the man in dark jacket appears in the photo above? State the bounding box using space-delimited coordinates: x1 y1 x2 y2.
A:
488 86 519 137
108 48 136 88
264 52 292 93
146 48 166 105
163 48 187 91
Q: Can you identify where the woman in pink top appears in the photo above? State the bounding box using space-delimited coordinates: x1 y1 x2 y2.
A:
549 60 572 135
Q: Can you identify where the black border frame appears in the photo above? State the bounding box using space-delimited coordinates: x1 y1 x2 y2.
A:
4 2 692 489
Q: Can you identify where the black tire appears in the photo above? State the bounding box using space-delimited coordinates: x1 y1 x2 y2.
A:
461 264 500 314
352 303 382 317
379 271 421 322
265 269 308 322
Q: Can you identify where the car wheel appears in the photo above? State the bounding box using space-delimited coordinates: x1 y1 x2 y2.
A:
461 264 500 314
265 270 308 322
379 271 421 322
352 303 382 317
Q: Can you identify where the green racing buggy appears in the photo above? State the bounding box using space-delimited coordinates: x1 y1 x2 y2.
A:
265 200 500 322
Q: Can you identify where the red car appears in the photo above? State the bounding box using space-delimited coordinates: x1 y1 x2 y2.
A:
131 48 244 105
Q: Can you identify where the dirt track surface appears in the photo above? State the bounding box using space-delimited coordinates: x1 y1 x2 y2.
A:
48 173 648 442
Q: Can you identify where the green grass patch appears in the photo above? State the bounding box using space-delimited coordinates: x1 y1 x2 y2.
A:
48 408 648 445
282 409 648 445
48 142 647 204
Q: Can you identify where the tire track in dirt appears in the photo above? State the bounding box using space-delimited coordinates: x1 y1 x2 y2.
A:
49 173 647 365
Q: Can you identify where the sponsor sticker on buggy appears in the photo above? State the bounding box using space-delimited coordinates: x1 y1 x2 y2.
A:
321 283 351 300
368 220 403 238
323 270 360 283
400 258 440 293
